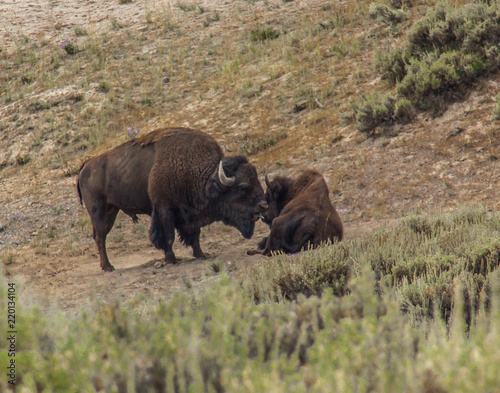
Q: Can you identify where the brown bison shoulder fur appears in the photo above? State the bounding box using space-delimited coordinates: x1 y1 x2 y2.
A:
77 127 267 271
259 169 343 255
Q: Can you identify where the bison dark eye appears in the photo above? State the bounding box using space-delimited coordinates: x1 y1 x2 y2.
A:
238 184 251 194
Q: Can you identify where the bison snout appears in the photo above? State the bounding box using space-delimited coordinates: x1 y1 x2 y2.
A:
257 200 268 213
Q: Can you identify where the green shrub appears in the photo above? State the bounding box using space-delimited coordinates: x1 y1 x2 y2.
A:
361 2 500 131
394 97 415 122
2 261 500 392
379 3 500 108
249 242 351 302
352 93 396 133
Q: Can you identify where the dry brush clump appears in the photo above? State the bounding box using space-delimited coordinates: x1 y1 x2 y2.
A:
248 206 499 327
248 242 352 303
1 239 500 392
369 207 500 325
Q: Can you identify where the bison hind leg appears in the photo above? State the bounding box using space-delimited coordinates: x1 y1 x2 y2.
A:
91 204 119 272
283 215 314 254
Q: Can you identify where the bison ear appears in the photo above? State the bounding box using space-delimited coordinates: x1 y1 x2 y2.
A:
265 173 271 189
272 181 283 200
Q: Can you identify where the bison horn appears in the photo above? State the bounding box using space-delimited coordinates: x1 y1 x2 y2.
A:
265 173 271 188
218 160 236 187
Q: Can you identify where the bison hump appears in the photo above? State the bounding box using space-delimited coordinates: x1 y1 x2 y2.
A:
136 127 196 147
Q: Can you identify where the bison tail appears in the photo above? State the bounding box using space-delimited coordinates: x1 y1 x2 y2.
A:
76 181 83 205
76 160 89 206
149 209 167 251
283 215 313 254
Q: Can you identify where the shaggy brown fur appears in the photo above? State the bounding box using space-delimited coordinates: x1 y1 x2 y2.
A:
259 169 343 255
77 127 267 271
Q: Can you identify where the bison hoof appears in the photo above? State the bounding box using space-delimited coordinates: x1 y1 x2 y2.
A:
246 249 263 256
194 252 207 259
102 264 115 272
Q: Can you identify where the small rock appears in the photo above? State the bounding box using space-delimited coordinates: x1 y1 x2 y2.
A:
154 261 166 269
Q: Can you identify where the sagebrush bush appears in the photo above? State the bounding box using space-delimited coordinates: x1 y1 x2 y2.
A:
250 206 500 325
2 256 500 391
369 3 408 25
394 97 415 122
360 2 500 131
379 3 500 108
352 93 396 133
249 242 351 302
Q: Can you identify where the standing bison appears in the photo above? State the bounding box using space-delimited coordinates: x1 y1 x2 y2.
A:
77 127 267 271
259 169 343 255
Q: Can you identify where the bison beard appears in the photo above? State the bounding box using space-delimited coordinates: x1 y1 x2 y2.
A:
77 128 267 271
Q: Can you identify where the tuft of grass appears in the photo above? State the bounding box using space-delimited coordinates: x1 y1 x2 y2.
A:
1 249 17 265
239 131 287 155
176 2 197 12
494 93 500 120
73 25 88 36
210 262 222 274
369 3 407 25
250 27 280 42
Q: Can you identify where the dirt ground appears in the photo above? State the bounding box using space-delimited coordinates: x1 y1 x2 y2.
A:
1 0 499 315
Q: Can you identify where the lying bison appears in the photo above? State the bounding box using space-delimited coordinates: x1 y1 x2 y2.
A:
77 127 267 271
258 169 343 255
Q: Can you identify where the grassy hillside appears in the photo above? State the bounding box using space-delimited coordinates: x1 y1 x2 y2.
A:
1 207 499 392
2 0 498 170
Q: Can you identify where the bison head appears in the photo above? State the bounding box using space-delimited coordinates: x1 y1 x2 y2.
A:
206 156 267 239
262 174 293 226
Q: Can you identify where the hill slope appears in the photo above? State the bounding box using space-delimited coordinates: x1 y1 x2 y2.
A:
0 0 499 312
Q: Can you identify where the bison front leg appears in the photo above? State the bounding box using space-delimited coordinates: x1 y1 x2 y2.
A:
92 205 119 272
178 227 206 259
150 207 177 266
191 232 206 259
